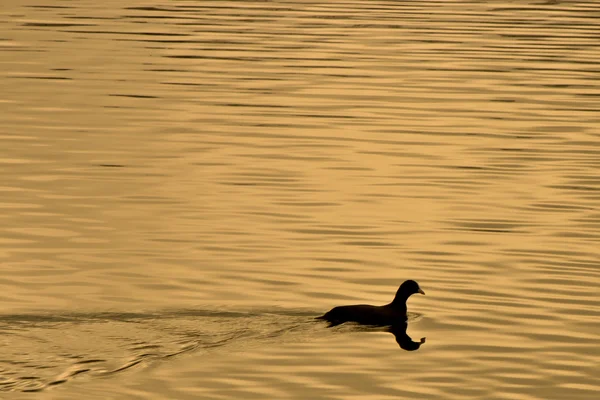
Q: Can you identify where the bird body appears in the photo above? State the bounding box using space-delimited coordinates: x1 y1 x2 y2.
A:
318 303 405 326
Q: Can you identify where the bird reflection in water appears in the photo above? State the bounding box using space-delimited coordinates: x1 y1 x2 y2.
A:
318 318 426 351
388 321 426 351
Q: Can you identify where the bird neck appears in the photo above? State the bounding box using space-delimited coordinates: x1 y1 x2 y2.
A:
389 296 409 310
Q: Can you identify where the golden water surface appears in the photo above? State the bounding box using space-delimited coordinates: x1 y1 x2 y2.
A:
1 1 599 399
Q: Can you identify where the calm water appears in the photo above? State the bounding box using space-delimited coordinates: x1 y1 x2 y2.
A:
1 0 599 398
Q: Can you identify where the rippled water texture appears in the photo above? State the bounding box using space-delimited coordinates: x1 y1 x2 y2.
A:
1 1 599 399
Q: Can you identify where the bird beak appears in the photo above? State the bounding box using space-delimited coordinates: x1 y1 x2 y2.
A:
418 288 425 295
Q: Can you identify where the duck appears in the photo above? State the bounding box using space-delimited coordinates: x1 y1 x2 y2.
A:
317 280 425 327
